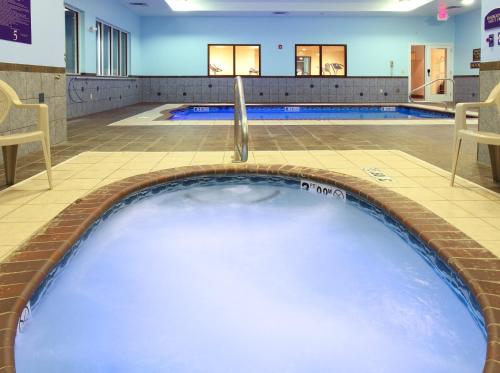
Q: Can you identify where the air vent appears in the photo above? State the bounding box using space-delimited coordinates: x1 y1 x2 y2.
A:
272 11 289 15
129 2 148 6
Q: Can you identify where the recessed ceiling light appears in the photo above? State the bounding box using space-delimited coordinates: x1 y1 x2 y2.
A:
461 0 474 5
165 0 195 11
389 0 434 12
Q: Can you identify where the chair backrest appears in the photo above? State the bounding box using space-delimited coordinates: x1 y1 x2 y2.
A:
485 81 500 112
0 80 21 124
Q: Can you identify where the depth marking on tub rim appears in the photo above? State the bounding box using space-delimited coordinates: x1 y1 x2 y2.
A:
300 180 347 201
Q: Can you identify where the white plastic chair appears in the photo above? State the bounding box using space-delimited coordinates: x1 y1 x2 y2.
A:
450 82 500 186
0 80 53 189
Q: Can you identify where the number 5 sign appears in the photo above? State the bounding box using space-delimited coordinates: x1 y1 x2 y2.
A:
0 0 32 45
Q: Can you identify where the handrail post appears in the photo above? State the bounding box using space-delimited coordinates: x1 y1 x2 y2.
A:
408 78 455 111
233 76 249 163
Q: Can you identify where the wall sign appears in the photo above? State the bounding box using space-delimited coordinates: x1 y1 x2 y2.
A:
0 0 32 44
470 62 480 69
485 8 500 31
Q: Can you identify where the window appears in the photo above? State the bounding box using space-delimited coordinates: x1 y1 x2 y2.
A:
208 44 261 76
295 45 347 76
97 21 129 77
64 6 79 74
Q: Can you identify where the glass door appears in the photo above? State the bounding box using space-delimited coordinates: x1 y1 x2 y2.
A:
425 45 453 102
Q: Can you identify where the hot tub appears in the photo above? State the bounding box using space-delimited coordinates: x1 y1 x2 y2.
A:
13 173 486 373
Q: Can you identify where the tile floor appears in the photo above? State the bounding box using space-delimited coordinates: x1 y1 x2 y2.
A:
0 149 499 262
3 103 497 193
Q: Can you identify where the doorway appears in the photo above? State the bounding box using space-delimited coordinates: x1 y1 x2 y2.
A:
409 44 453 102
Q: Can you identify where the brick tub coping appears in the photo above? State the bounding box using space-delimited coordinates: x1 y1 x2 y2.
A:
0 164 499 372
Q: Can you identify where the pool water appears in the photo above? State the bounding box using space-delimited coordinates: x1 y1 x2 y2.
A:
169 105 453 120
15 176 486 373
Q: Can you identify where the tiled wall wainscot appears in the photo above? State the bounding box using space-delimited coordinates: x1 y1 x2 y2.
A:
67 77 142 119
141 77 410 104
454 76 479 103
0 67 67 165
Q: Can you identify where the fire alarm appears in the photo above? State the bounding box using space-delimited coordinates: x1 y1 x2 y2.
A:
278 44 283 50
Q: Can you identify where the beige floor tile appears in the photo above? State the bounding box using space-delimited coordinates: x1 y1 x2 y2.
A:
397 168 441 177
73 169 116 179
0 246 15 261
445 218 500 241
28 190 89 205
107 169 150 179
430 187 491 201
483 218 500 227
477 241 500 256
33 170 77 181
119 162 156 171
52 162 92 172
339 156 388 168
381 176 420 188
0 222 46 246
315 157 357 169
9 179 59 191
2 204 68 223
418 201 474 218
389 188 445 202
0 190 43 205
69 153 112 164
54 179 103 191
414 176 454 188
455 201 500 218
0 205 18 219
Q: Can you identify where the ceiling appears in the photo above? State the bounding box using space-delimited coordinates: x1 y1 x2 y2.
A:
120 0 480 16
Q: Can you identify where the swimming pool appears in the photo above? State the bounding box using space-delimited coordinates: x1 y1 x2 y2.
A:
15 175 486 373
169 105 454 120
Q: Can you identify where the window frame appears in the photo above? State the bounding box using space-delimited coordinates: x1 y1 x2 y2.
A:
295 44 348 77
207 44 262 77
64 5 80 75
96 20 129 77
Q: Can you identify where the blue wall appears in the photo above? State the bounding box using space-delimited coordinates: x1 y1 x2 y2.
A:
64 0 141 74
140 15 459 77
454 9 481 75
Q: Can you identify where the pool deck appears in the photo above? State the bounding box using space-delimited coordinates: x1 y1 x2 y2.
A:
1 101 500 370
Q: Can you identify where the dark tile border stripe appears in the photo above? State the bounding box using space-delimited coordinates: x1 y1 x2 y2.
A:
481 61 500 72
0 62 65 74
0 164 498 372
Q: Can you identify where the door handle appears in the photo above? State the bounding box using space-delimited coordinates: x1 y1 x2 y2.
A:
427 69 431 77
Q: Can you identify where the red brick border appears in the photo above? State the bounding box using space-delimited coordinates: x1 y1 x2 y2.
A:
0 164 498 372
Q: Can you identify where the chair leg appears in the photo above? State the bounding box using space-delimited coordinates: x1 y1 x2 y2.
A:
41 138 53 189
450 137 462 187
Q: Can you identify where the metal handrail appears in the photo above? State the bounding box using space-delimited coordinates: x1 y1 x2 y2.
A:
409 78 455 111
233 76 248 163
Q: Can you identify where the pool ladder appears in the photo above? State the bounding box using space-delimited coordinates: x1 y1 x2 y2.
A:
233 76 249 163
409 78 455 112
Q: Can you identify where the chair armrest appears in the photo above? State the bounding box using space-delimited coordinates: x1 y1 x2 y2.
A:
457 102 494 110
12 103 49 134
454 101 494 131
